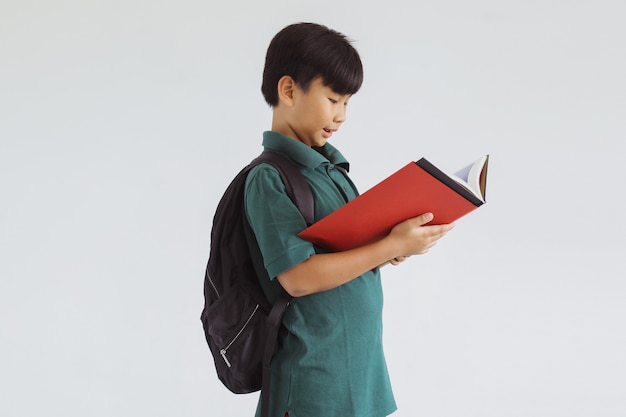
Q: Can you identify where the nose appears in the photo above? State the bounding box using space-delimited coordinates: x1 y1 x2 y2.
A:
334 105 347 124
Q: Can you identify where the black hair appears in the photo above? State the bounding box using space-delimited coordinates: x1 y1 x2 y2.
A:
261 22 364 107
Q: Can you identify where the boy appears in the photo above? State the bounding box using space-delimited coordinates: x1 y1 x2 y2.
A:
244 22 454 417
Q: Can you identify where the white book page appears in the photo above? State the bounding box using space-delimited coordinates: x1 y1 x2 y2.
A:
452 155 488 201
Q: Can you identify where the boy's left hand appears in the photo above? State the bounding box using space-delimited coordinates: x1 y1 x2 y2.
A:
389 255 410 266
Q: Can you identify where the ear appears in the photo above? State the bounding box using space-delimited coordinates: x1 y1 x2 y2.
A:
277 75 296 107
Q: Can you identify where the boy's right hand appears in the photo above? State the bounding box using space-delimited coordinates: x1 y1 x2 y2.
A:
279 212 454 296
386 212 454 257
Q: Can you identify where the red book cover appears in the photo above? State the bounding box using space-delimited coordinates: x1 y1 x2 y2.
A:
297 156 488 252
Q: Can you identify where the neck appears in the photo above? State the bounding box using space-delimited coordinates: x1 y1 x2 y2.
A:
271 110 300 144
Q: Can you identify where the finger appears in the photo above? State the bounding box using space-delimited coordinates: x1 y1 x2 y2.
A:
422 223 454 239
390 255 410 265
416 242 437 254
410 212 434 226
430 223 455 234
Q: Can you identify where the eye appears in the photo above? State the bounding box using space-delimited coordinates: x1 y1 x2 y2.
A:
328 98 338 104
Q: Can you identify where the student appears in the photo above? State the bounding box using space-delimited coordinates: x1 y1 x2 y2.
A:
244 22 454 417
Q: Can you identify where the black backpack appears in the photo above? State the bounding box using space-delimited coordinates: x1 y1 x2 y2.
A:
201 151 314 417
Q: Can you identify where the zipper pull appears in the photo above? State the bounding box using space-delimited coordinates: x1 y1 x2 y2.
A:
220 349 232 368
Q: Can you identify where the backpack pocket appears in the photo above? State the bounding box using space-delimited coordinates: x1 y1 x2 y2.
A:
201 287 268 393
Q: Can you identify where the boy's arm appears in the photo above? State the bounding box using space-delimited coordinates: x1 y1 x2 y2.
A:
278 212 454 297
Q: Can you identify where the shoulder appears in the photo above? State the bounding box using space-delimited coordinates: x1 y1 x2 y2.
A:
244 163 295 207
245 163 285 192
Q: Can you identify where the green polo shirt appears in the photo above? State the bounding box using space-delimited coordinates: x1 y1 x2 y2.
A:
245 131 397 417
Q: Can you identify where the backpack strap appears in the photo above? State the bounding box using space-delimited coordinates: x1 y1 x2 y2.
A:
249 151 315 226
261 290 291 417
246 151 313 417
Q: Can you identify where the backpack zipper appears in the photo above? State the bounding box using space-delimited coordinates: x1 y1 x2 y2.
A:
219 303 259 368
207 273 220 297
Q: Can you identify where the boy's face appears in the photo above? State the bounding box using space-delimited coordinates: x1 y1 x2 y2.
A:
281 77 351 147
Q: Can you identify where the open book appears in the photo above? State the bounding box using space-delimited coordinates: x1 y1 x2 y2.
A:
297 155 489 252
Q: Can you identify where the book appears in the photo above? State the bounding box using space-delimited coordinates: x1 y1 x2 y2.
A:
297 154 489 252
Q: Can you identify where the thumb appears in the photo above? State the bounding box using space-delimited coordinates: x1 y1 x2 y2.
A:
417 212 434 225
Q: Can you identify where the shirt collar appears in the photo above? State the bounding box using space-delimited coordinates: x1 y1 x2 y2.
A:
262 131 350 171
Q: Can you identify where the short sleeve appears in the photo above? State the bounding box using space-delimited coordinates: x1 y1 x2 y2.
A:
244 164 316 279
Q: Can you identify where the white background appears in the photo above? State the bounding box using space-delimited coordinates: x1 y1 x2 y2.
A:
1 1 625 416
